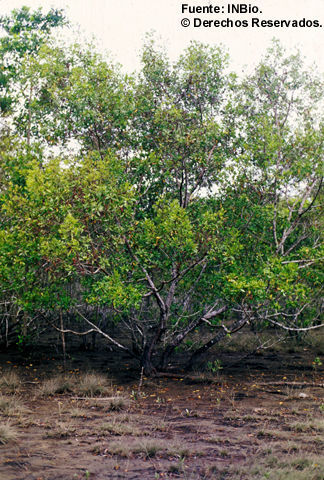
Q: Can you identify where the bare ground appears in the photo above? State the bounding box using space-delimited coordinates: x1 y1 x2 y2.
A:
0 344 323 480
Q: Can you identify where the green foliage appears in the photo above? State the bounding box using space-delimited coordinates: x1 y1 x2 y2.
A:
206 359 223 374
0 6 66 114
0 12 322 371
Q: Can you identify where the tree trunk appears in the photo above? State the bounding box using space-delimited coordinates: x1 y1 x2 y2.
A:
141 310 167 375
141 345 156 375
159 345 176 370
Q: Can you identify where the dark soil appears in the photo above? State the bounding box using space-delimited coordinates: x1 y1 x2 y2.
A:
0 343 323 479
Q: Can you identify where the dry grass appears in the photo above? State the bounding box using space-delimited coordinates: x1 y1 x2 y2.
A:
44 421 76 439
36 372 112 397
205 436 223 445
209 454 324 480
101 439 165 459
68 407 88 418
100 420 142 436
75 373 111 396
0 422 18 444
150 419 170 433
70 394 129 412
0 371 21 393
303 331 324 355
168 460 185 475
133 440 165 458
167 442 192 458
102 438 193 460
0 395 29 417
255 456 324 480
36 376 74 396
289 419 324 433
212 329 324 358
106 395 129 411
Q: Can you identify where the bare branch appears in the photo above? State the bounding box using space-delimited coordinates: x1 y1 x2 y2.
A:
75 309 138 357
266 318 324 332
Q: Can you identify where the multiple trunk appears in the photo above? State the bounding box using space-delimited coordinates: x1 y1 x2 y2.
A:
140 304 230 374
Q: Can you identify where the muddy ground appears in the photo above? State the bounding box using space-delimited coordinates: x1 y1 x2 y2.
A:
0 338 323 480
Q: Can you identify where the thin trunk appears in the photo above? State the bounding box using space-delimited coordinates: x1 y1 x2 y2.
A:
141 345 156 375
186 316 247 370
160 305 227 370
159 318 202 370
60 310 66 368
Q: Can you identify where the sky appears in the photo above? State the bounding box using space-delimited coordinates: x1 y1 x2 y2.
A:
0 0 323 74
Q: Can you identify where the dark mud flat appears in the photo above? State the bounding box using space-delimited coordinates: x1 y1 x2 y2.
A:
0 346 323 480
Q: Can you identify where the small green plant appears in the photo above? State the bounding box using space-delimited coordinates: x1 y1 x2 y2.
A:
182 408 198 417
313 357 323 371
155 396 166 404
206 359 223 374
130 389 146 401
16 332 32 351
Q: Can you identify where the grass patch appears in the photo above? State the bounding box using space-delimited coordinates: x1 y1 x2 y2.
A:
206 436 222 445
105 440 167 459
242 414 259 423
217 454 324 480
257 430 273 439
107 396 129 412
0 422 18 444
76 373 111 397
262 460 324 480
0 371 21 393
104 442 135 458
151 420 170 433
105 439 193 460
100 420 142 436
133 440 164 458
68 407 88 418
0 395 29 417
168 460 185 475
289 420 324 433
44 422 76 439
167 443 191 458
223 411 241 421
36 372 112 397
37 376 74 396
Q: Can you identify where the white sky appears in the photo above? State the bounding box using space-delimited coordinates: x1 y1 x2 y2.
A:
0 0 323 74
